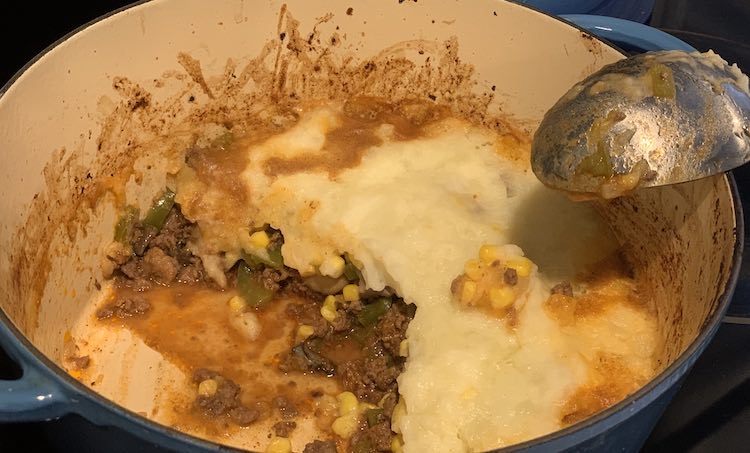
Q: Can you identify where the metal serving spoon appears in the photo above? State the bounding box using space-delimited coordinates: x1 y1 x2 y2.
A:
531 50 750 199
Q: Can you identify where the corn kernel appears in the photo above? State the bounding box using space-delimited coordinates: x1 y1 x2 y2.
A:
399 339 409 357
324 295 337 309
464 259 483 280
198 379 218 397
460 280 477 304
228 295 247 314
337 391 359 416
265 437 291 453
489 286 516 310
319 255 346 278
479 244 500 264
321 295 338 322
296 324 315 343
332 412 359 439
391 435 404 453
506 256 532 278
321 306 337 322
249 230 270 249
342 284 360 302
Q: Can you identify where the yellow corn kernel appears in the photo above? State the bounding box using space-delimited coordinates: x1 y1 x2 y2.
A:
479 244 500 264
228 295 247 314
321 295 338 322
321 306 337 322
265 437 291 453
506 256 532 278
296 324 315 343
198 379 218 397
460 280 477 304
249 230 271 249
342 284 360 302
337 391 359 416
331 412 359 439
464 259 483 280
391 435 404 453
489 286 516 310
399 339 409 357
319 255 346 278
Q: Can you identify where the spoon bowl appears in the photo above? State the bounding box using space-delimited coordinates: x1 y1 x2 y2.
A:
531 51 750 198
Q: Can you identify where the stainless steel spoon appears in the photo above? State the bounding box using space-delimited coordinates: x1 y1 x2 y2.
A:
531 50 750 199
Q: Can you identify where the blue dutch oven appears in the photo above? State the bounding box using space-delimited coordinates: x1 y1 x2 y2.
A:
0 4 741 453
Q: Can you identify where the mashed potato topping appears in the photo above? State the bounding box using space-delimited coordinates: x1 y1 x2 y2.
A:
169 100 657 451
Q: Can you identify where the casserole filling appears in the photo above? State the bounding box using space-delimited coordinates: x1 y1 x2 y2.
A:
72 97 657 453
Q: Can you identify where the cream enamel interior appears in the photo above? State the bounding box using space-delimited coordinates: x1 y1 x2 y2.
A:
0 0 738 451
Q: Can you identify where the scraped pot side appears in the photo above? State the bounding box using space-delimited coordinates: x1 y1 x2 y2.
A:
0 0 737 451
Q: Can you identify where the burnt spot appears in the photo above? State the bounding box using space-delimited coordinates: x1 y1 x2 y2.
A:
346 7 354 15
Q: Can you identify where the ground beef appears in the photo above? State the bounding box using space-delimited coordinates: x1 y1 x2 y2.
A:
114 205 207 288
260 267 286 292
192 369 259 427
339 342 400 404
96 295 151 319
130 223 158 256
350 420 393 452
272 395 298 419
229 405 260 427
303 440 337 453
142 247 179 284
375 304 410 358
551 281 574 297
504 268 518 286
272 420 297 437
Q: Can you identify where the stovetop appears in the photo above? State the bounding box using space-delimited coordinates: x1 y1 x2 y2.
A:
2 1 750 451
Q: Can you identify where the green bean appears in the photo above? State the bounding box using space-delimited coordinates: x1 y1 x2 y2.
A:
143 188 176 231
366 408 384 427
343 259 359 283
114 205 139 243
237 262 274 307
357 297 392 328
241 242 284 270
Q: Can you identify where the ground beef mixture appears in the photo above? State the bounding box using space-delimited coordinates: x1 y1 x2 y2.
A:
192 369 260 426
111 205 207 290
281 295 415 452
106 200 415 452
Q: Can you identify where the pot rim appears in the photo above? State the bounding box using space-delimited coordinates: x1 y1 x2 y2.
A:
0 1 743 451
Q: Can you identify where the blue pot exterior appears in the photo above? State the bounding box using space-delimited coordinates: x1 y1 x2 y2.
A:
518 0 655 23
0 8 742 453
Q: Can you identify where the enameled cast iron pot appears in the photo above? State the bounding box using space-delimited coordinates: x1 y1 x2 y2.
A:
0 1 742 451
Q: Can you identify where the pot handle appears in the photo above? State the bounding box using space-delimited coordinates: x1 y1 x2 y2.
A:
0 323 70 422
560 14 696 52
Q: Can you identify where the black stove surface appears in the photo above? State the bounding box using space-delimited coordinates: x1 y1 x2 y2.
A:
2 1 750 451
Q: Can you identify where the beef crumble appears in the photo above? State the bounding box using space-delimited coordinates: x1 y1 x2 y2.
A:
303 440 337 453
96 295 150 319
192 369 260 427
111 205 207 290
